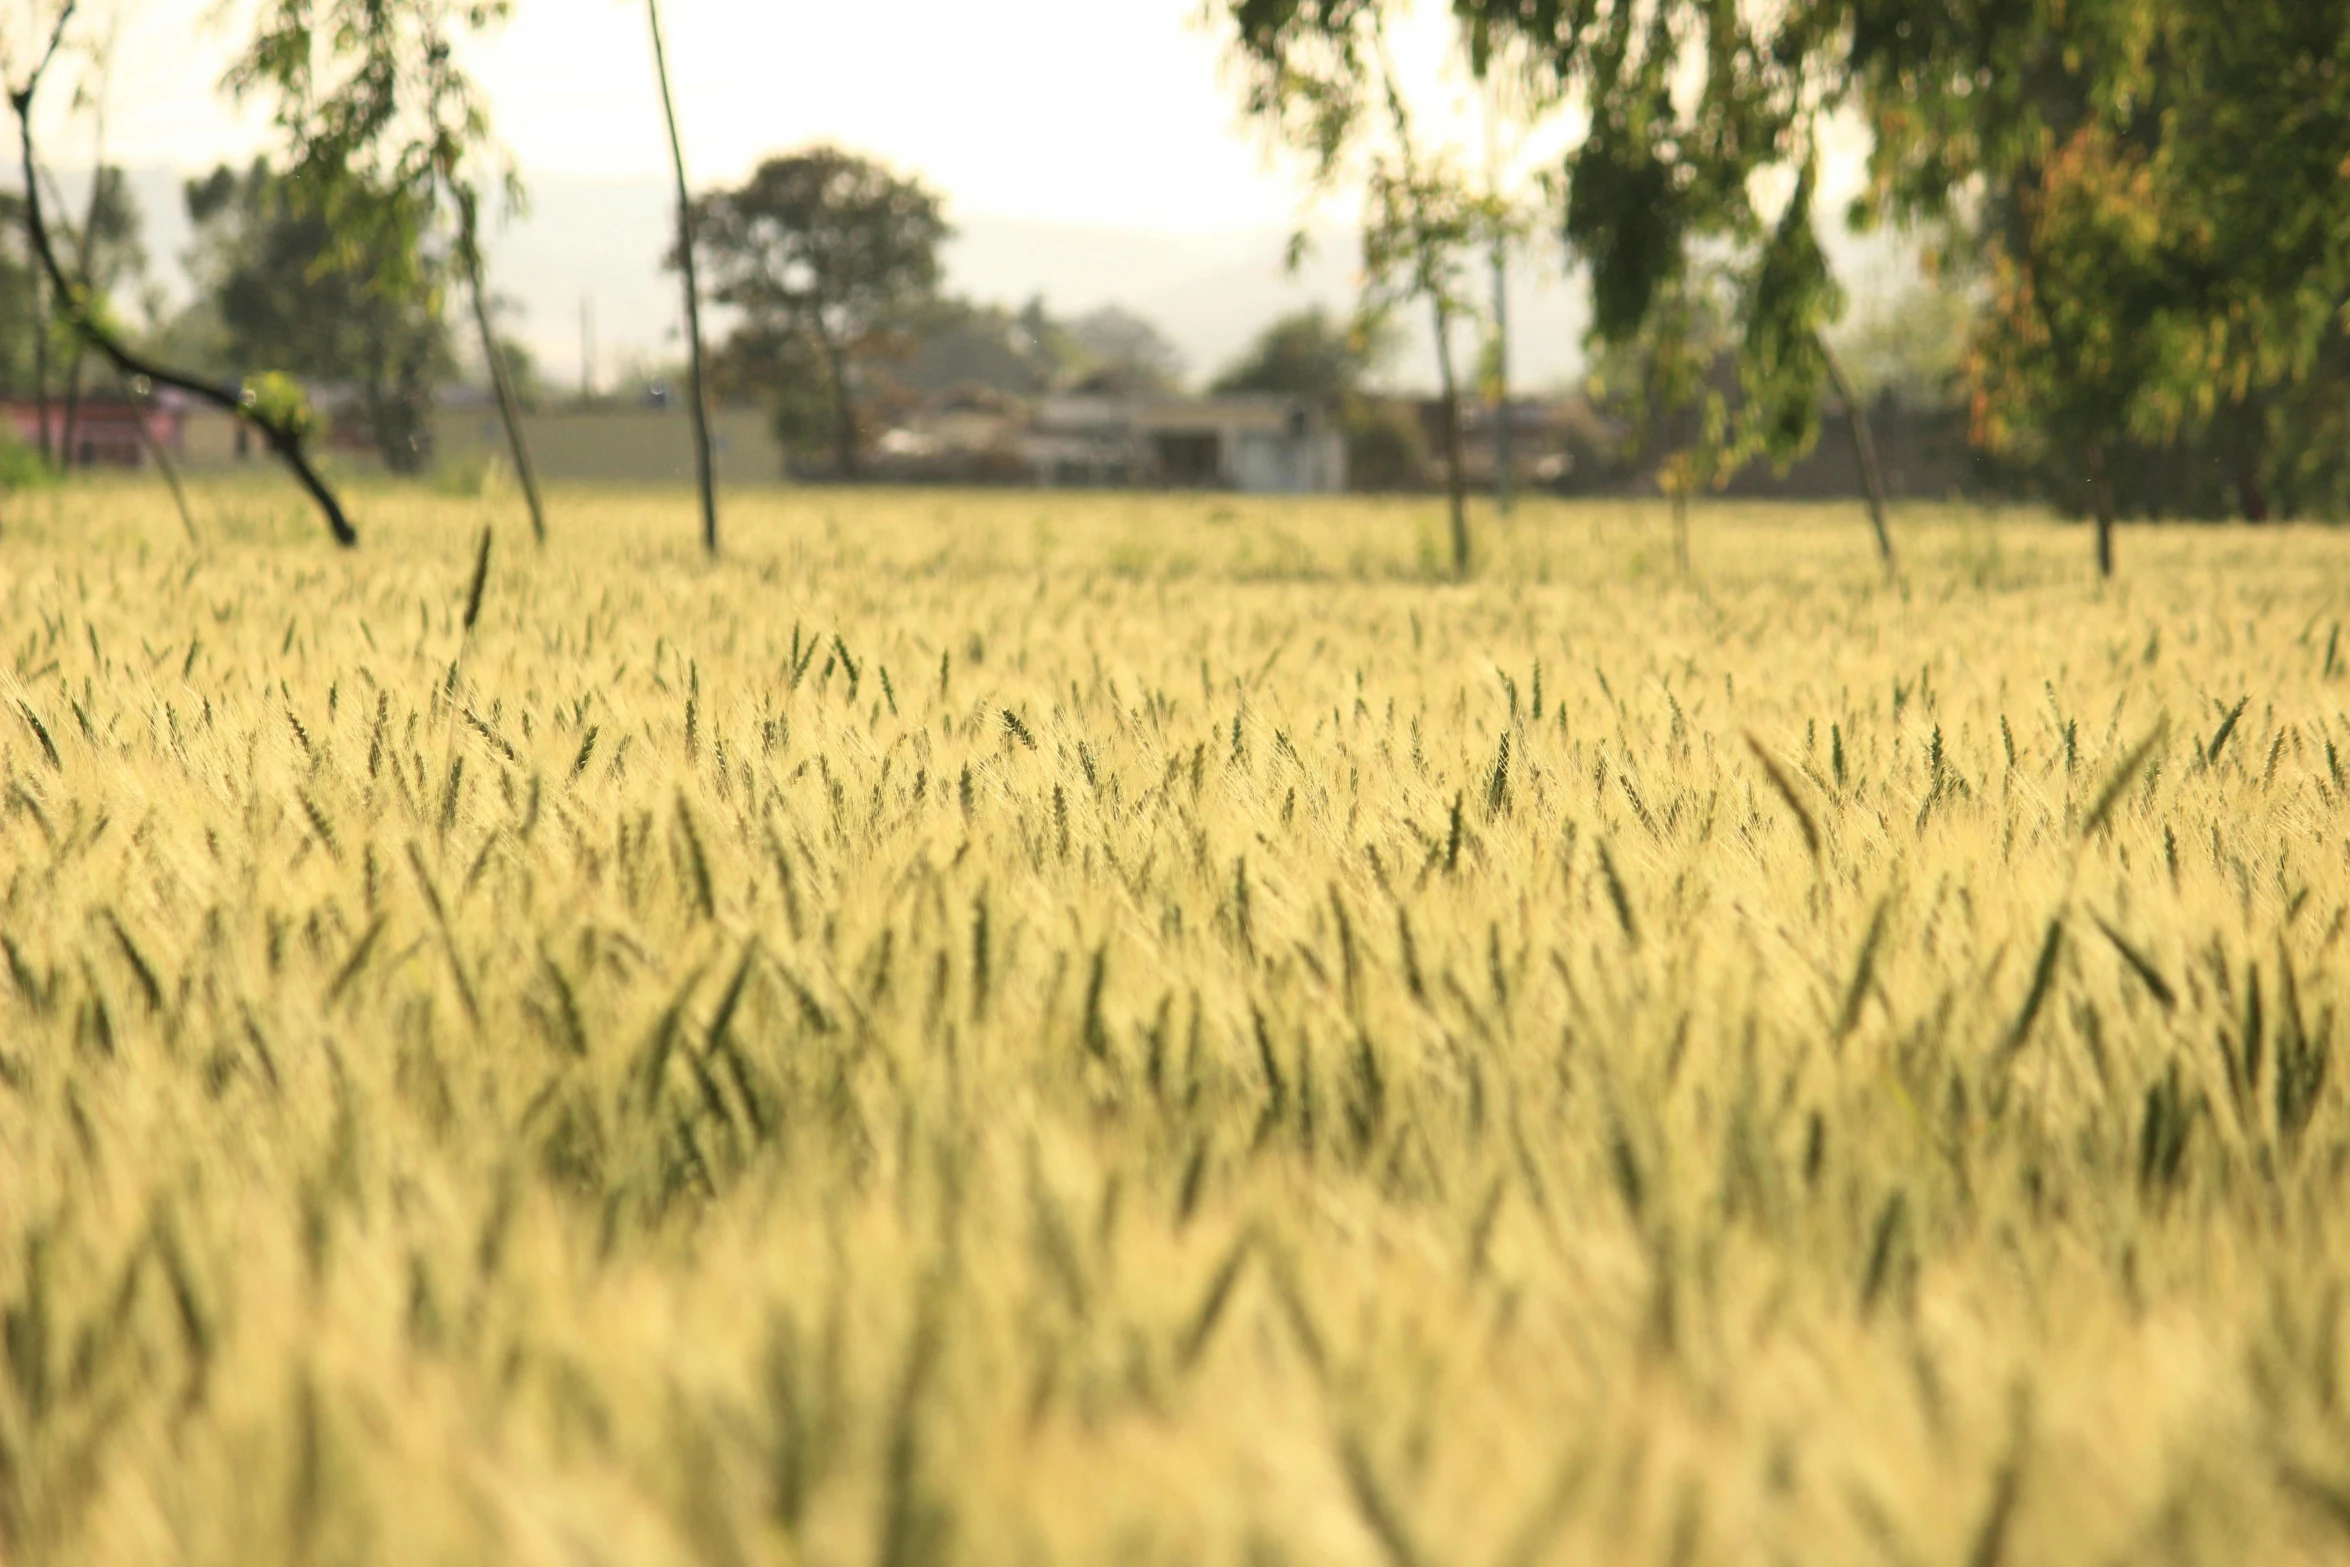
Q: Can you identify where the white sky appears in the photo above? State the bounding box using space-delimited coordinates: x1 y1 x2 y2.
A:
46 0 1486 233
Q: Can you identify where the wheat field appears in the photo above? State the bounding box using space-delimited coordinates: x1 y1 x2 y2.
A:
2 482 2347 1566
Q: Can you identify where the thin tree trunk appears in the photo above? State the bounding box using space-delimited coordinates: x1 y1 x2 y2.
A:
2088 443 2116 578
1489 240 1512 517
2232 407 2269 522
1430 295 1470 577
1372 23 1468 575
1819 334 1896 576
9 19 355 545
459 191 546 544
821 332 859 480
1670 479 1691 578
58 164 103 470
119 367 196 543
59 349 83 468
646 0 718 556
31 263 50 467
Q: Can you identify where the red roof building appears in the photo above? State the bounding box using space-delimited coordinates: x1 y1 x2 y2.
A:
0 394 186 470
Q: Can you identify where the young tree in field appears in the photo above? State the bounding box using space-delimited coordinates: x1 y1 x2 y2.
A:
1213 0 1495 575
1809 0 2167 573
1540 0 1897 575
1799 0 2350 565
1965 129 2171 578
6 2 356 544
1463 42 1554 521
1362 138 1487 571
1583 266 1737 577
225 0 547 542
1475 193 1522 517
688 147 949 480
644 0 718 553
1738 161 1898 574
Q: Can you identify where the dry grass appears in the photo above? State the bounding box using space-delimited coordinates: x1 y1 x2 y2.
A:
3 480 2349 1565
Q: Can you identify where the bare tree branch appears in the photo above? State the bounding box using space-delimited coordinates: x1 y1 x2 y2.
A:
8 2 356 547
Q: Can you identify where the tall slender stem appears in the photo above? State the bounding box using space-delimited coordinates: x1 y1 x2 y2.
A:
119 366 198 544
31 251 51 468
1489 240 1512 517
2089 444 2116 579
1374 20 1470 578
1819 335 1895 577
647 0 719 556
1431 294 1470 577
1481 80 1512 520
460 192 546 544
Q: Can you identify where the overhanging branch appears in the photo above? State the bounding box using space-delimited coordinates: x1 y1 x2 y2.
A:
8 4 357 547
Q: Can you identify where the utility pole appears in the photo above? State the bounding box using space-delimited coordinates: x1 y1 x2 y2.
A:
580 295 595 403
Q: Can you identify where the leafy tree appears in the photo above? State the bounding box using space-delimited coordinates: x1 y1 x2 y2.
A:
688 146 950 479
1015 296 1085 384
1414 0 1904 572
705 319 846 474
1964 126 2172 573
224 0 547 540
1583 265 1739 574
1064 304 1184 394
1805 0 2350 565
1211 306 1385 406
1214 0 1501 575
181 160 456 474
894 297 1060 399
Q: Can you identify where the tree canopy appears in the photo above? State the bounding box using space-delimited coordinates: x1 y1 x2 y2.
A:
1212 0 1514 573
1825 0 2350 533
689 145 950 477
1220 0 2350 571
224 0 545 536
1211 306 1388 406
180 160 455 474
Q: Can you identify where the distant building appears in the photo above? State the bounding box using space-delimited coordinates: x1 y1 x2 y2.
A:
1 394 185 469
1018 393 1346 493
